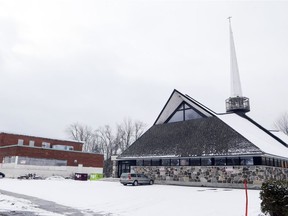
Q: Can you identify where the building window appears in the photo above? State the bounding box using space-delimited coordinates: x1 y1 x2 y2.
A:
29 140 35 147
227 157 240 165
240 157 254 165
16 156 67 166
171 159 179 166
266 158 274 166
151 159 161 166
42 142 50 148
18 139 24 145
253 157 262 165
180 159 189 166
3 156 17 164
161 159 171 166
136 160 143 166
190 158 201 166
166 102 204 123
215 158 226 166
201 158 212 166
143 160 151 166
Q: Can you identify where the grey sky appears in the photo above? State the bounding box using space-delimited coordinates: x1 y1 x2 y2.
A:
0 1 287 139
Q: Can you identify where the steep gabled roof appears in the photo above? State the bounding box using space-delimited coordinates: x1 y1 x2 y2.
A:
119 90 288 160
217 113 288 159
120 116 262 159
154 89 215 125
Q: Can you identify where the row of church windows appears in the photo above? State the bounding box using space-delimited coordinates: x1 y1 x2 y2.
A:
135 156 288 168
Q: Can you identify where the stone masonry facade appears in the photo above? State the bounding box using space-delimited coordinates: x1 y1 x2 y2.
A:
132 165 288 189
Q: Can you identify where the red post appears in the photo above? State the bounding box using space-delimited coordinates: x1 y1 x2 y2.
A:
244 179 248 216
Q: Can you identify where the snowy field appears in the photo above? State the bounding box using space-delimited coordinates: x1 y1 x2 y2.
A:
0 179 264 216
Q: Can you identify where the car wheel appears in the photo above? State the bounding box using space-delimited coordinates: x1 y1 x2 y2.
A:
149 180 154 185
133 180 138 186
123 184 127 186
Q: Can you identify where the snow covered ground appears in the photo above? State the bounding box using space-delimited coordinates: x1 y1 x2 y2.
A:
0 178 264 216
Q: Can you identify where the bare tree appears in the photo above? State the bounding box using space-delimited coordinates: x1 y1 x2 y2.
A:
274 112 288 135
65 122 100 152
66 119 147 177
96 125 118 159
134 120 146 140
117 118 146 153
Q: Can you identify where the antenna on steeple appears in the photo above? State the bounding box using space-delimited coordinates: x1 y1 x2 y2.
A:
225 17 250 113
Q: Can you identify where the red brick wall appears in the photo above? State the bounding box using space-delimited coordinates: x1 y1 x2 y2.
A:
0 133 83 151
0 146 104 167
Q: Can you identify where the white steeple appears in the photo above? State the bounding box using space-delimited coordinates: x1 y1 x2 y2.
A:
225 17 250 113
229 17 243 97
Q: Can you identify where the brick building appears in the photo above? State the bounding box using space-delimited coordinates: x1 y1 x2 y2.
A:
0 132 104 178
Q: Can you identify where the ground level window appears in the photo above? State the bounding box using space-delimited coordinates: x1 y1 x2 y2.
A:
253 157 262 165
227 157 239 165
180 159 189 166
190 158 201 166
215 158 226 166
274 159 281 167
136 160 143 166
171 159 179 166
201 158 212 166
161 159 171 166
240 157 254 165
143 160 151 166
151 159 161 166
266 158 274 166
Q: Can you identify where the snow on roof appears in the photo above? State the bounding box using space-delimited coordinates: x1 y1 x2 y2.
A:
270 130 288 145
217 113 288 159
0 131 84 144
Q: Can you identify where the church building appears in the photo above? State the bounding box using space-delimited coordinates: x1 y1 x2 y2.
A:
113 20 288 188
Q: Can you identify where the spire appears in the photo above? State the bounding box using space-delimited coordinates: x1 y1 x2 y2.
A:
225 17 250 113
229 17 243 97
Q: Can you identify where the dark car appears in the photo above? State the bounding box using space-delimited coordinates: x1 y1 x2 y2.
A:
120 173 154 186
0 172 5 178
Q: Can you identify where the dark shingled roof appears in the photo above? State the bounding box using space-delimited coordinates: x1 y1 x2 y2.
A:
119 116 262 158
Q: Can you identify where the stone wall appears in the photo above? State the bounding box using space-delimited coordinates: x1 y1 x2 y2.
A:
132 165 288 189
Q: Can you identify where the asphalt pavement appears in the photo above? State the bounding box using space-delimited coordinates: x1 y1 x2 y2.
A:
0 190 102 216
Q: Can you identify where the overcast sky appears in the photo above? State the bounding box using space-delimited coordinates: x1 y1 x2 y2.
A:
0 0 287 139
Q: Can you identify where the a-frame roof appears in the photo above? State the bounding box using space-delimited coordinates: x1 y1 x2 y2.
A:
217 113 288 158
119 90 288 160
154 89 215 125
120 116 261 158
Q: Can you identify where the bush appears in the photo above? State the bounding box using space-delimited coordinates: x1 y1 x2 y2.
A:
260 180 288 216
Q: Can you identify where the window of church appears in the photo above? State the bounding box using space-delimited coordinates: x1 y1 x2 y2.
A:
151 159 161 166
190 158 201 166
201 158 212 166
180 159 189 166
166 102 204 123
215 158 226 166
161 159 171 166
143 160 151 166
227 157 240 165
240 157 254 165
171 159 179 166
136 160 143 166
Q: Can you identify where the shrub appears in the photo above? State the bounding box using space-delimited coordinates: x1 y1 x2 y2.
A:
260 180 288 216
